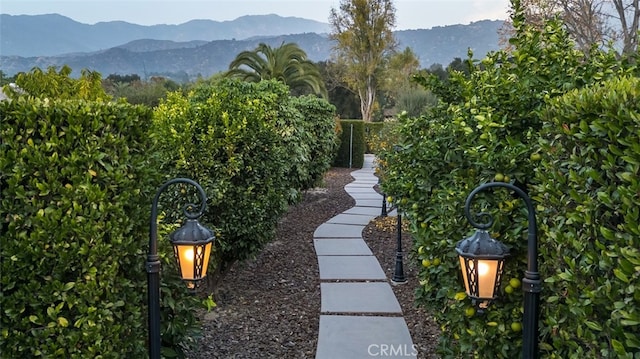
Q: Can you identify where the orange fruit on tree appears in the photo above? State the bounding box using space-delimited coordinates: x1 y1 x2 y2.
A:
465 307 476 317
509 278 522 289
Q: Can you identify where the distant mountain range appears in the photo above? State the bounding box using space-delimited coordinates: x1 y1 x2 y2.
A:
0 14 505 81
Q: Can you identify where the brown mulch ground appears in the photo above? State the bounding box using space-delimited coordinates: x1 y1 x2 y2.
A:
185 167 440 358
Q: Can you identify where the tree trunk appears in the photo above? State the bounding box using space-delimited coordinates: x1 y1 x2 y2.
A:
359 75 376 122
612 0 639 55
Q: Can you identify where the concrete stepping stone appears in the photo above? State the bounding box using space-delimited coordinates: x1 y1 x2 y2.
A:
327 213 375 226
320 282 402 313
314 223 364 238
350 170 376 175
343 187 378 194
314 238 373 256
318 255 386 280
314 154 416 358
347 192 382 200
350 179 378 184
344 183 378 189
351 172 377 177
316 315 417 359
343 206 383 216
355 199 383 208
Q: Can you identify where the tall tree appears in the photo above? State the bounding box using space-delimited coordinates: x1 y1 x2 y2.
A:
379 47 422 112
611 0 640 55
226 42 327 98
329 0 397 122
503 0 639 55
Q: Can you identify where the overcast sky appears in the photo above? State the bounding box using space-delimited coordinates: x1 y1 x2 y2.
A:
1 0 511 30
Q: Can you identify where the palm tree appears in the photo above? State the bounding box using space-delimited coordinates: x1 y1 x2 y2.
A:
226 42 327 98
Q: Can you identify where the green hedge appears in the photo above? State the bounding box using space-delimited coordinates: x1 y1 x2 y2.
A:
0 97 162 357
377 11 637 357
533 76 640 357
291 95 340 188
1 71 339 357
153 79 337 268
333 119 365 168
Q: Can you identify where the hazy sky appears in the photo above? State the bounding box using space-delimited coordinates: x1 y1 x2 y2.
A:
1 0 511 30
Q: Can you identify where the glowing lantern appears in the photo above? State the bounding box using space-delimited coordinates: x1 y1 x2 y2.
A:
455 229 509 309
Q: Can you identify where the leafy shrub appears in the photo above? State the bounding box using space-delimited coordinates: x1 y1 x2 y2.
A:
533 76 640 357
8 65 108 101
0 97 161 357
291 95 339 188
378 10 634 357
395 86 436 117
153 79 299 267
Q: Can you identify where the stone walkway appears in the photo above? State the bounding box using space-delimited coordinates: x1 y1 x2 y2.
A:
314 154 417 359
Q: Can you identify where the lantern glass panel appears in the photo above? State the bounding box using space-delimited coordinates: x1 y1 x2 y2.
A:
459 256 471 295
459 256 505 301
477 259 500 299
173 242 212 282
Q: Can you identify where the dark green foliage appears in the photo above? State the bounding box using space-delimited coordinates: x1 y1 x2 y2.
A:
1 69 338 357
0 98 160 357
534 76 640 357
105 73 141 83
0 70 17 86
333 120 365 168
103 77 180 108
330 86 361 119
291 95 340 188
153 79 337 267
395 87 436 118
378 7 638 357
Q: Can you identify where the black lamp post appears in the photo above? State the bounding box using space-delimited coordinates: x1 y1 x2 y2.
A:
389 144 407 284
147 178 215 359
392 209 407 284
381 192 388 216
456 181 541 359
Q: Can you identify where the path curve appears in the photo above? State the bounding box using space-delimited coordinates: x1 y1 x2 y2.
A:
314 154 416 359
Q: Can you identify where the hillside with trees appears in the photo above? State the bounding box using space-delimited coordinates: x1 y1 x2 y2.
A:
0 15 504 81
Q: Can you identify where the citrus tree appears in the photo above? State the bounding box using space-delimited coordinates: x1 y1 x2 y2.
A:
379 2 635 356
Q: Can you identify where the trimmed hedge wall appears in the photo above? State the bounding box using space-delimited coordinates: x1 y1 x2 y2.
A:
153 79 338 268
0 97 161 357
534 75 640 356
1 73 339 357
291 95 340 188
333 119 365 168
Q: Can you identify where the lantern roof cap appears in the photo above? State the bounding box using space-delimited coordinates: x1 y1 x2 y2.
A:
455 230 509 259
170 219 214 245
